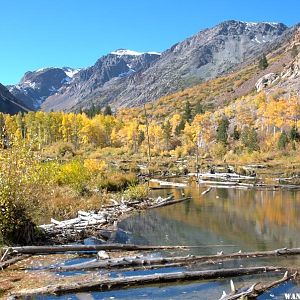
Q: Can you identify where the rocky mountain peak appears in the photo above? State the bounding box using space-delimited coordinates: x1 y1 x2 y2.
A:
8 67 80 110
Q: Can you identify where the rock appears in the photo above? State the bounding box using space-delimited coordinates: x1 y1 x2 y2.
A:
255 73 279 92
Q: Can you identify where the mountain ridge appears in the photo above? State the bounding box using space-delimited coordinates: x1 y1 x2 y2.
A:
5 20 295 114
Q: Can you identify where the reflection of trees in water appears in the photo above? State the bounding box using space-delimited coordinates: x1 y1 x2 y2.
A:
122 187 300 251
119 209 226 255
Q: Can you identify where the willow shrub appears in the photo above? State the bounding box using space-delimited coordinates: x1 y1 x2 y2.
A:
0 144 45 245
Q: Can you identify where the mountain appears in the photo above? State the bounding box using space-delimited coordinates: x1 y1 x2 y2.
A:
41 50 161 111
119 24 300 120
8 67 80 110
0 83 30 114
41 20 289 112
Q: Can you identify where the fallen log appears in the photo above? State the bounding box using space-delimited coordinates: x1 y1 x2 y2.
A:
250 271 297 298
149 179 187 187
51 247 300 272
148 197 191 209
0 255 31 271
201 187 212 195
220 271 297 300
6 243 219 255
8 266 283 298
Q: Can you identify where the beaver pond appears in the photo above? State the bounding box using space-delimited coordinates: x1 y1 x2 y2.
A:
12 179 300 299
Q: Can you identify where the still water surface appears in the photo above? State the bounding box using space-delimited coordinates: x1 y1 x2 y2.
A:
40 181 300 299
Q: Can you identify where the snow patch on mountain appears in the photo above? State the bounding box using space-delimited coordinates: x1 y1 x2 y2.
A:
111 49 161 56
63 68 80 78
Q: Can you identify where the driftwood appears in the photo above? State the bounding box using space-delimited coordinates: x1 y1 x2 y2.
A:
6 243 218 255
8 266 283 298
220 271 297 299
52 247 300 272
0 255 30 270
148 197 191 209
149 179 188 187
249 271 297 298
201 187 212 195
39 195 186 244
190 172 258 182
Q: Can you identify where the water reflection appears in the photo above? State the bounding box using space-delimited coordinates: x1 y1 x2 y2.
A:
37 183 300 299
119 185 300 253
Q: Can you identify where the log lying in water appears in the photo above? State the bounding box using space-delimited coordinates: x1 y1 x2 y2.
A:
149 179 188 187
0 255 30 271
220 271 297 300
189 172 258 182
6 243 216 255
8 266 283 298
148 197 191 209
52 247 300 272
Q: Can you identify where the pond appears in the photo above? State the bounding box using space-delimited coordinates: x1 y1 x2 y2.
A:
40 180 300 299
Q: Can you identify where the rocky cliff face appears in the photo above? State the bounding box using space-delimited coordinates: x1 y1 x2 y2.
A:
255 26 300 95
0 83 30 114
41 50 161 111
41 20 288 112
8 67 80 110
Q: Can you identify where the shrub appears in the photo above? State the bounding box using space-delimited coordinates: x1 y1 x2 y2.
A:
210 142 227 159
58 142 75 158
97 172 138 192
123 184 149 200
0 146 43 245
53 160 90 194
84 159 107 174
241 126 259 153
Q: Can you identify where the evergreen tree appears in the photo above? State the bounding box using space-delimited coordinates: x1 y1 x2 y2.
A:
290 124 300 141
258 54 268 70
183 101 192 123
137 130 145 146
103 105 113 116
233 125 240 140
175 118 186 135
241 126 259 152
162 120 172 149
216 117 229 145
194 100 204 116
278 131 289 150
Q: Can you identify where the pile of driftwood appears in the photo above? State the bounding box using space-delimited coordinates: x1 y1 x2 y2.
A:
39 195 191 244
2 245 300 299
189 171 300 190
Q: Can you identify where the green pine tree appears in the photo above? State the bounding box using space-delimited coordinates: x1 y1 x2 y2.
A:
290 124 300 141
175 118 186 134
183 101 192 123
162 120 172 149
103 105 113 116
278 131 289 150
258 54 268 70
233 125 240 140
216 117 229 145
194 100 204 116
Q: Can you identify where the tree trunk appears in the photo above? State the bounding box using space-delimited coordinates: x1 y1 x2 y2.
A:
8 266 283 299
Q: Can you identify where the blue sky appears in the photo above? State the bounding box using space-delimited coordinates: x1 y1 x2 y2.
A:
1 0 300 85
